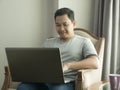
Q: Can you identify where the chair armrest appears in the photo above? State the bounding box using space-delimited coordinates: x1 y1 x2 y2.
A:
76 69 101 90
75 71 83 90
1 66 21 90
1 66 11 90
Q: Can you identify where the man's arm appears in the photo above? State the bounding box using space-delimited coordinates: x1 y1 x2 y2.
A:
63 55 99 72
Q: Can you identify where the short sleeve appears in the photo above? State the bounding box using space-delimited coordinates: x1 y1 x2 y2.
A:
82 38 97 58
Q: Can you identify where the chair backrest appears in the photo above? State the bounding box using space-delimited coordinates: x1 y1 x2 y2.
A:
74 28 105 80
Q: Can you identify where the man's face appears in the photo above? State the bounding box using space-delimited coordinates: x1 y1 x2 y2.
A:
55 14 76 40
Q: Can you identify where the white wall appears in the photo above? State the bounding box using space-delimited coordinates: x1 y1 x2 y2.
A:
0 0 95 89
59 0 95 30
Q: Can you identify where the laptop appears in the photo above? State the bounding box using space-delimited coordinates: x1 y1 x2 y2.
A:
5 47 65 83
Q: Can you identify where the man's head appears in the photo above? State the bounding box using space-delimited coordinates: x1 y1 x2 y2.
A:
54 8 75 22
54 8 76 41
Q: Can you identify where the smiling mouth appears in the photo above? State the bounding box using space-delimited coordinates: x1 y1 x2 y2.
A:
60 32 67 36
60 31 67 34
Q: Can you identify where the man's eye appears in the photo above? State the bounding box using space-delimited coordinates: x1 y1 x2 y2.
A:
56 24 61 27
64 24 68 26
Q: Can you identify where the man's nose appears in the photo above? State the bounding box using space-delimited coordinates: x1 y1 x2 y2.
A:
60 25 65 30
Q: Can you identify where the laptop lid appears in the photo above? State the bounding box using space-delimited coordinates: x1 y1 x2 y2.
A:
5 47 65 83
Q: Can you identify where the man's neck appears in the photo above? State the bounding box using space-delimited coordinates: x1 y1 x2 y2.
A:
60 35 75 42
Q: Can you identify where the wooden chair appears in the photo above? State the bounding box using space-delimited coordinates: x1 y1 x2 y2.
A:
1 28 105 90
74 28 105 90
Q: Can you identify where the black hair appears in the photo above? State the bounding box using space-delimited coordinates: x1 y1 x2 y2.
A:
54 7 75 21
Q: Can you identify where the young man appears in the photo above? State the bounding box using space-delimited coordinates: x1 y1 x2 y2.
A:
17 7 99 90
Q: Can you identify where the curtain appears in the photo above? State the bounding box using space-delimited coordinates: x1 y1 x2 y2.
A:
93 0 119 80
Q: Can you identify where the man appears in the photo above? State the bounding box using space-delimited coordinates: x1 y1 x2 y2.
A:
17 7 99 90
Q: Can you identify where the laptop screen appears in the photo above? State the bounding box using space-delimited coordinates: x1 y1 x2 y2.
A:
5 47 65 83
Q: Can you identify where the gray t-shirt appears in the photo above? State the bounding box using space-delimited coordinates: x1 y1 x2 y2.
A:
44 35 97 82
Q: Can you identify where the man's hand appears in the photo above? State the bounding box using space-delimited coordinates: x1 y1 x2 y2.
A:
62 63 69 72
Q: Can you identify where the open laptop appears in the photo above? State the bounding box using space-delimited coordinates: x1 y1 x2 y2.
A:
5 47 65 83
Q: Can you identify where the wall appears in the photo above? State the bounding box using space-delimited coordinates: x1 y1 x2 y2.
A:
0 0 94 88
